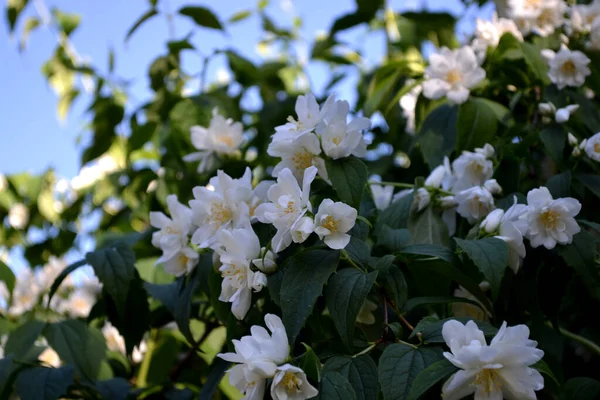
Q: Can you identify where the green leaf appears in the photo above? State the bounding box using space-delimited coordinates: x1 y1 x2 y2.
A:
326 268 378 349
85 243 136 319
417 104 458 169
299 343 322 383
19 16 40 51
228 9 252 23
410 317 497 343
95 378 130 400
198 358 230 400
179 6 223 30
51 9 80 36
0 261 15 297
379 263 408 311
378 227 410 252
408 206 449 246
44 320 107 381
280 248 341 344
404 296 487 314
4 320 46 359
456 98 508 153
15 365 74 400
344 237 371 269
546 171 571 198
407 359 458 400
378 343 443 400
561 377 600 400
226 50 258 86
521 42 550 83
6 0 29 33
540 126 566 164
364 65 403 117
47 259 86 306
558 231 600 299
323 355 379 400
399 244 455 263
375 192 414 235
455 237 508 300
575 174 600 200
125 9 158 42
317 371 357 400
532 360 559 386
326 156 368 210
330 12 371 35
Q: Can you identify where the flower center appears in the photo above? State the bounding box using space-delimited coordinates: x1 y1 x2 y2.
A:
474 369 502 394
322 215 339 232
291 151 313 170
282 372 301 393
284 201 296 215
537 9 553 25
539 209 560 230
446 70 462 85
560 60 577 75
469 162 483 174
331 137 342 145
165 226 181 235
210 203 232 227
594 143 600 153
178 253 190 265
525 0 541 7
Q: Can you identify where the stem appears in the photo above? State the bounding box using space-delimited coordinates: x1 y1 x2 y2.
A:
341 250 365 273
397 339 418 349
369 181 414 189
352 343 376 358
547 322 600 357
399 314 415 332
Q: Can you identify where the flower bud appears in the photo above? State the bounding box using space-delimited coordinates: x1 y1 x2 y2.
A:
394 152 411 168
568 132 579 146
252 247 277 273
538 102 556 115
572 146 582 157
440 195 457 209
415 188 431 211
425 165 447 188
555 104 579 124
480 209 505 233
484 179 503 195
474 143 495 158
579 138 588 149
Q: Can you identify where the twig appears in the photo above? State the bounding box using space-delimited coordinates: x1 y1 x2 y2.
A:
352 343 376 358
399 313 415 332
546 322 600 357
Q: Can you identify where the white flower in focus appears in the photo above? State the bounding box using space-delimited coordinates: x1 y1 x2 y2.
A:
422 46 486 105
543 45 591 89
8 203 28 229
271 364 319 400
455 186 495 224
291 216 315 244
183 108 244 173
269 132 328 182
254 167 318 253
252 247 277 273
451 150 494 193
369 176 394 211
555 104 579 123
212 228 265 320
316 99 371 159
521 187 581 249
584 132 600 161
248 180 274 223
189 168 253 248
356 299 378 325
150 195 193 264
314 199 357 250
415 188 431 212
441 320 544 400
271 93 331 144
472 13 523 61
218 314 290 397
162 246 199 277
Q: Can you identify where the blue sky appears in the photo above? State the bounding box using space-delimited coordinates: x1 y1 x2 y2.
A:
0 0 490 180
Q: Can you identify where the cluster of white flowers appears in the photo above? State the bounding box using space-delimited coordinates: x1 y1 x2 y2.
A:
567 131 600 161
217 314 318 400
569 0 600 49
508 0 567 37
538 102 579 124
184 107 244 173
422 46 486 105
542 44 591 89
472 13 523 61
267 93 370 182
441 319 544 400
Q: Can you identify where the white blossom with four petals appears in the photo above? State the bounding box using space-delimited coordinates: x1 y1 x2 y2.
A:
314 199 357 250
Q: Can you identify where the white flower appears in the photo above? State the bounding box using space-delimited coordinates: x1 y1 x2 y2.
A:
422 46 486 105
455 186 495 224
103 322 126 354
271 364 319 400
451 150 494 193
254 167 317 253
162 246 199 277
53 287 96 318
189 168 253 248
269 132 328 182
150 195 193 264
483 179 503 195
442 320 544 400
475 144 495 158
291 216 315 244
38 346 61 368
496 199 529 272
8 203 28 229
567 132 579 146
399 81 422 134
252 247 277 273
370 176 394 211
415 188 431 212
521 187 581 249
472 13 523 61
212 228 266 320
314 199 357 249
555 104 579 123
587 17 600 50
538 102 556 116
356 299 378 325
9 268 41 315
584 132 600 161
271 93 331 143
543 45 591 89
248 180 274 223
508 0 566 37
480 209 504 233
218 314 290 397
571 1 600 32
440 195 457 209
316 99 371 159
183 108 244 173
425 165 448 189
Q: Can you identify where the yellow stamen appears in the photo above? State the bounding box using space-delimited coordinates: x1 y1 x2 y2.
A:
210 203 232 227
561 60 577 75
446 70 462 85
322 216 339 232
282 372 301 393
539 209 560 230
474 369 502 394
594 143 600 153
332 137 342 145
284 201 296 214
216 135 235 147
291 152 313 170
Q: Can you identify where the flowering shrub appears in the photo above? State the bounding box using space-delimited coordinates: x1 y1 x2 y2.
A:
2 0 600 399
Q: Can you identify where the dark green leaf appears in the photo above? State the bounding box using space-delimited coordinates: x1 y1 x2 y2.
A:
15 365 74 400
44 320 107 381
326 156 368 210
326 269 378 349
521 42 550 83
540 126 566 164
179 6 223 30
375 192 414 234
456 98 508 153
47 259 86 306
281 248 340 344
52 9 80 36
546 171 571 198
404 296 486 314
378 226 411 252
411 317 497 343
575 174 600 200
330 12 370 35
532 360 559 386
407 359 458 400
198 358 230 400
558 230 600 299
408 206 449 246
226 50 258 86
344 237 371 269
378 263 408 311
399 244 455 263
324 355 378 400
417 104 458 169
317 371 356 400
6 0 29 33
561 377 600 400
125 9 158 42
0 260 15 297
4 320 46 359
299 343 322 383
455 237 508 300
378 343 443 400
96 378 131 400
